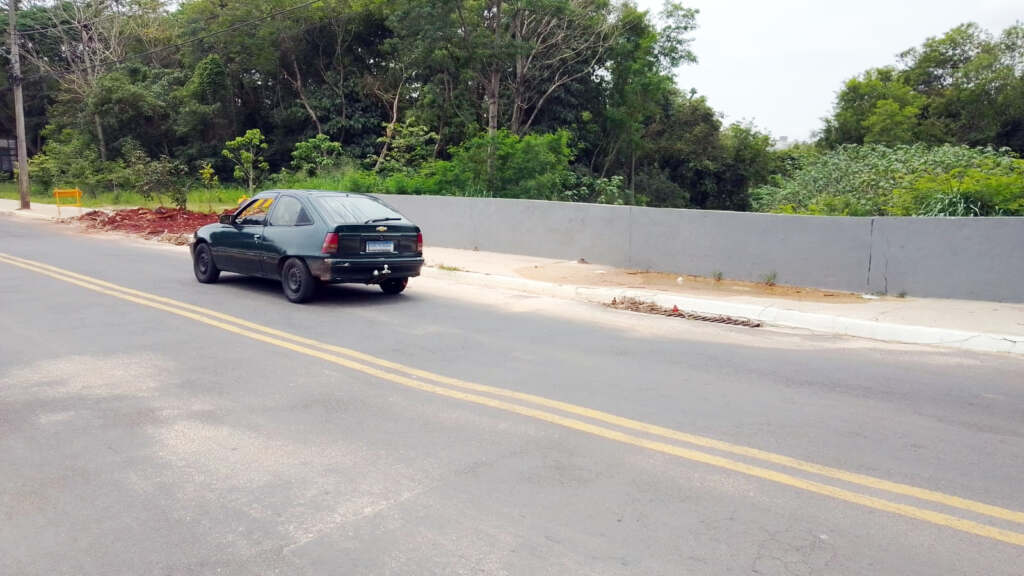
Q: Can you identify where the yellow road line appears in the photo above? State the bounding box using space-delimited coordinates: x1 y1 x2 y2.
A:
2 251 1022 527
1 252 1023 547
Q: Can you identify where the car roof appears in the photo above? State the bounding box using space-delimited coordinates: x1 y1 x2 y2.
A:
256 189 377 200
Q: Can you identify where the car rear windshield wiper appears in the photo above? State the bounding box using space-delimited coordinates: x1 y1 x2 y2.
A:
364 217 402 224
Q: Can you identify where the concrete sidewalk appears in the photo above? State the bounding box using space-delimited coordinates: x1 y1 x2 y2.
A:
423 247 1024 356
0 198 87 220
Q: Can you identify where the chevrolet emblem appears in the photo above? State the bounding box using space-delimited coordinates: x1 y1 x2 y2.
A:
375 226 388 232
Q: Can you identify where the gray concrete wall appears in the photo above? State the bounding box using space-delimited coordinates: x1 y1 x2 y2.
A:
377 195 632 264
378 195 1024 302
867 217 1024 302
626 207 873 292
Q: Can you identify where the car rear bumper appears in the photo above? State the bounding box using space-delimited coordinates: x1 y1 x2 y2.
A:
311 256 424 284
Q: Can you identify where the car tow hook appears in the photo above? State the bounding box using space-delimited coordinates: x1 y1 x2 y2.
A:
372 265 392 278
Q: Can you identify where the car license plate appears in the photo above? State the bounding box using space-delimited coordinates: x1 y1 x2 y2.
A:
366 240 394 253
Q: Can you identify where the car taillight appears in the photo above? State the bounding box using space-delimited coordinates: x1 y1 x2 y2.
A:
321 232 339 254
416 232 423 253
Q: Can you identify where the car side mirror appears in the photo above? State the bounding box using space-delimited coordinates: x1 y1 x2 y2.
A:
219 214 234 225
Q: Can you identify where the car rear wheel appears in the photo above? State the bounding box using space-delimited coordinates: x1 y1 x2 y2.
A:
281 258 316 303
380 278 408 295
193 243 220 284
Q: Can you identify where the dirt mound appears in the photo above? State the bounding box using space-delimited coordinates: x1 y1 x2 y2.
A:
77 207 228 245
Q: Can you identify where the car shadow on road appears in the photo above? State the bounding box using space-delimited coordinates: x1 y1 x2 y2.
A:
215 274 419 308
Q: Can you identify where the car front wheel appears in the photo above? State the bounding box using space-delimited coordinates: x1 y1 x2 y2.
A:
380 278 408 295
193 243 220 284
281 258 316 303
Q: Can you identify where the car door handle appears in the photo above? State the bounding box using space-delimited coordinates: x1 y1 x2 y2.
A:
254 234 262 241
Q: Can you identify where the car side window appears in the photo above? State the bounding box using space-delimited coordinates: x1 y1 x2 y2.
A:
237 197 275 225
268 196 312 227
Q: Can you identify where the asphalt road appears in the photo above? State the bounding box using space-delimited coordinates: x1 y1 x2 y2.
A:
1 215 1022 575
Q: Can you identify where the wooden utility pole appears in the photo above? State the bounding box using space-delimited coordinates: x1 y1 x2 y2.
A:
8 0 30 209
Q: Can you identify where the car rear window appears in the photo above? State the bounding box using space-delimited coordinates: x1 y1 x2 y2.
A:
313 195 404 224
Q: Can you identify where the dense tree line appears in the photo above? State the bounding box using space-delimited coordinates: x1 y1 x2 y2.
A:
1 0 774 209
1 2 1021 215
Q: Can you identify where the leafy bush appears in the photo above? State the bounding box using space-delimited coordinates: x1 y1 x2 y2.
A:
140 156 190 209
28 129 104 193
382 172 422 195
630 167 681 207
291 134 343 176
372 121 438 176
437 130 574 199
28 131 193 208
340 169 382 194
751 144 1023 216
558 170 631 205
890 165 1024 216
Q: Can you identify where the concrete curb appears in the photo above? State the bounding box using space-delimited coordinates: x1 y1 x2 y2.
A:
422 267 1024 356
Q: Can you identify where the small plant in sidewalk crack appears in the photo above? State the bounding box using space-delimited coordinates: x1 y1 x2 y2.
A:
437 264 463 272
712 271 724 282
760 271 778 286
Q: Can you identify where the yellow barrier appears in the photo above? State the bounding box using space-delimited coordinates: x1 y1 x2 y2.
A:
53 188 83 218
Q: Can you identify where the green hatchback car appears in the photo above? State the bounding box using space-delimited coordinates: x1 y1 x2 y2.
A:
191 190 424 303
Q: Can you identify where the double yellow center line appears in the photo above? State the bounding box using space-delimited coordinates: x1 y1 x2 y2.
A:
1 251 1022 546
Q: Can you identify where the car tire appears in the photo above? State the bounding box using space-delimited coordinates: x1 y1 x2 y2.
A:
281 258 317 303
380 278 408 295
193 243 220 284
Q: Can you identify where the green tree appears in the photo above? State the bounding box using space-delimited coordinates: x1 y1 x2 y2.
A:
642 93 721 208
20 1 166 161
821 68 934 147
174 55 234 164
373 121 438 175
87 65 177 159
862 99 923 145
291 134 344 176
596 0 697 194
711 123 777 211
822 22 1024 154
139 156 190 210
222 129 271 194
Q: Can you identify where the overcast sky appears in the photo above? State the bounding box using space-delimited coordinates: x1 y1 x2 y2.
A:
634 0 1023 141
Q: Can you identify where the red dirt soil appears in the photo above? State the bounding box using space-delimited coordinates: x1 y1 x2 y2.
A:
76 207 229 241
